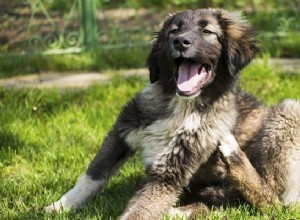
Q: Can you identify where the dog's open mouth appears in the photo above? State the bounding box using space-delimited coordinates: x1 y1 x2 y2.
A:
175 58 212 97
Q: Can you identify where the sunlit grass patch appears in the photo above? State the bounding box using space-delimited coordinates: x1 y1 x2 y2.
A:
0 65 300 219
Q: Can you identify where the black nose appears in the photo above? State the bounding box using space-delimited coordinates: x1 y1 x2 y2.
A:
173 35 192 52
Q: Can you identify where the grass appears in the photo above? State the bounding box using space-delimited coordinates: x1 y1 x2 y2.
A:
0 62 300 220
0 45 149 78
257 32 300 58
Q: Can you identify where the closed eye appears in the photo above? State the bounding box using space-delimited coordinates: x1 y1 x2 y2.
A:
170 28 180 34
203 29 214 34
169 23 181 35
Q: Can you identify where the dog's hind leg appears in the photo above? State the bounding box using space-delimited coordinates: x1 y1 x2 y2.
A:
218 134 280 209
220 100 300 209
263 99 300 206
46 124 133 213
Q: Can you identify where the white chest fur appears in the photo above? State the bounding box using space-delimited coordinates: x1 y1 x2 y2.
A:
126 93 237 167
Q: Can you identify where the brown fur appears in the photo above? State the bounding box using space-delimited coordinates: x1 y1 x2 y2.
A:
220 99 300 210
46 9 300 219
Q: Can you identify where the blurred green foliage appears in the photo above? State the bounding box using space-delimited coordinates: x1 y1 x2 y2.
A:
5 0 299 12
1 0 299 74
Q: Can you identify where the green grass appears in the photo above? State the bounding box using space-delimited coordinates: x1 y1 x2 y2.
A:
0 46 148 78
241 58 300 105
257 32 300 58
0 63 300 220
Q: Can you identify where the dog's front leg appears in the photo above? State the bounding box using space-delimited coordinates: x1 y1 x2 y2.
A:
120 141 205 220
46 123 133 213
120 180 179 220
219 134 279 209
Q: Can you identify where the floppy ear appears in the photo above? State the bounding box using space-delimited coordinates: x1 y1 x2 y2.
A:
146 12 179 83
217 10 257 75
146 38 160 83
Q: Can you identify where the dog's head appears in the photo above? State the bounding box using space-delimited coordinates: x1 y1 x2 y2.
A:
147 9 256 98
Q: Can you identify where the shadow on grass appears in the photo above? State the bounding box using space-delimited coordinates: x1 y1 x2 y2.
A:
89 174 145 218
0 130 41 161
0 130 27 150
15 173 144 220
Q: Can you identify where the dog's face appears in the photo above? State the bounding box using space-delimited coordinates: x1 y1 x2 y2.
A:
147 9 256 98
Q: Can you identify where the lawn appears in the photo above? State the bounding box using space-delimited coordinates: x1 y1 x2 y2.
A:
1 62 300 220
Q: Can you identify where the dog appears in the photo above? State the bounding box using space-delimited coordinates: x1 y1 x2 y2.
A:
46 9 300 219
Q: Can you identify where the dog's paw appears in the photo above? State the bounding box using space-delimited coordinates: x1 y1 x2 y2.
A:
45 173 104 214
219 134 239 157
46 199 70 214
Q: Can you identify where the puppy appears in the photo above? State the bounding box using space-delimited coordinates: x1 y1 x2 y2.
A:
46 8 300 219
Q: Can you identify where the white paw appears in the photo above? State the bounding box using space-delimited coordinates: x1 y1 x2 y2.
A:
219 134 239 157
46 173 105 214
46 198 70 213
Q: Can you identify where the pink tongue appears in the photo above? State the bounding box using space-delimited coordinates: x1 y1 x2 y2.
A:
177 61 204 93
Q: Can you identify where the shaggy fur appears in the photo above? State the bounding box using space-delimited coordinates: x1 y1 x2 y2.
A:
46 9 300 219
